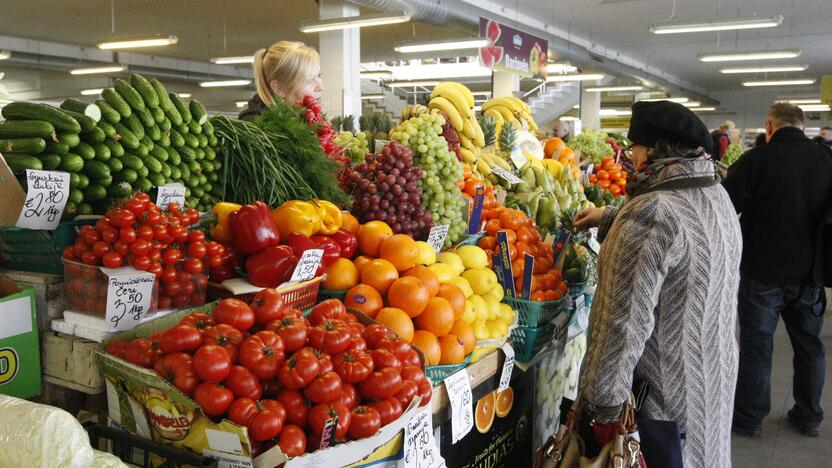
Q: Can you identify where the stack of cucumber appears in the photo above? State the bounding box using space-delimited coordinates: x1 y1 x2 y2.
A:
0 72 222 216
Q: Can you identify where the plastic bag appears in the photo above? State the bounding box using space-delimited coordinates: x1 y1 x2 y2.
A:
92 450 128 467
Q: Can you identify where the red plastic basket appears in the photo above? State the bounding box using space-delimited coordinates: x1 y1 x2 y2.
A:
207 277 322 310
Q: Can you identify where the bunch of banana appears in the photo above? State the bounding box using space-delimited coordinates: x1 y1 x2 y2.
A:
428 82 485 158
482 96 539 136
400 104 429 121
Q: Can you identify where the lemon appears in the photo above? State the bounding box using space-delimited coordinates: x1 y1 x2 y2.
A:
461 268 498 296
485 284 504 303
437 252 465 276
473 320 490 340
484 296 501 321
449 276 474 298
494 319 509 336
460 299 476 323
470 295 489 321
415 241 436 265
427 263 456 283
456 245 489 269
486 321 503 339
499 303 516 322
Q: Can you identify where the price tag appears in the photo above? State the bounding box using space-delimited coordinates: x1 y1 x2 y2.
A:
467 185 485 235
588 228 601 255
497 342 515 392
495 188 507 205
15 169 69 230
155 183 186 210
491 166 522 185
510 148 529 169
493 231 515 297
374 139 390 153
318 416 339 449
426 224 449 253
444 368 473 443
102 267 156 331
404 407 439 468
290 249 324 282
574 294 589 331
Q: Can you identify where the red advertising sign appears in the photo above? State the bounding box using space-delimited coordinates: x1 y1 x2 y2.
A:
479 17 548 79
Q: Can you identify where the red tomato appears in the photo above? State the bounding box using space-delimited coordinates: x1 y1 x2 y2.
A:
400 366 427 385
187 241 207 259
188 230 206 243
303 371 343 403
308 402 351 439
202 324 243 363
345 321 365 339
119 227 137 244
370 349 402 372
278 352 320 390
251 288 285 326
206 241 224 257
162 248 182 266
294 347 334 373
111 209 136 228
148 262 163 278
153 352 199 396
348 406 381 440
81 251 99 266
277 389 312 427
169 225 189 243
137 225 154 241
228 398 287 442
394 379 419 409
400 349 421 368
125 338 162 368
193 382 234 417
358 367 403 401
105 340 129 359
184 258 204 275
223 365 263 400
126 199 147 217
308 320 352 355
348 336 367 352
417 378 432 406
378 338 412 361
100 226 119 244
159 324 203 354
239 331 286 381
332 350 374 384
265 317 308 352
213 298 255 332
129 239 150 257
337 382 360 410
277 424 307 457
193 345 232 383
152 224 168 242
308 299 347 326
367 397 403 426
161 266 179 284
363 323 395 349
102 251 124 268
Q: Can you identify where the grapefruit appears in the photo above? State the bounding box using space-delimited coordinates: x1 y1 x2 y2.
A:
376 307 415 343
360 258 399 295
475 391 496 433
357 221 393 257
387 277 431 318
344 284 384 318
495 387 514 418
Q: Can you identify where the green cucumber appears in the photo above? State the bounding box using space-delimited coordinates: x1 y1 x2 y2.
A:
84 159 111 180
38 153 61 170
75 141 96 160
68 189 83 205
167 147 181 165
62 201 77 218
187 119 202 135
203 182 213 193
83 184 107 202
115 124 140 149
135 144 149 158
177 124 188 134
129 74 159 108
197 173 207 185
102 88 132 118
183 132 199 148
58 133 80 148
98 175 113 187
207 172 218 183
60 99 102 122
147 124 161 142
186 176 199 188
197 133 208 148
159 131 170 147
192 187 205 198
150 78 173 111
179 163 190 180
204 147 216 161
108 181 133 198
116 168 138 183
124 114 145 139
106 157 122 172
62 110 96 132
95 99 121 124
193 148 205 160
0 120 55 139
179 146 196 162
104 139 124 158
93 143 111 161
3 153 42 172
159 118 172 132
203 119 214 136
151 107 165 124
169 93 192 123
187 160 201 175
69 173 80 189
82 126 106 144
160 163 171 179
148 172 165 186
136 107 155 128
134 177 152 193
170 129 185 148
77 173 89 190
208 135 218 147
169 165 182 181
1 102 81 133
142 155 163 174
45 142 69 156
150 145 169 161
114 79 145 111
201 160 215 173
77 203 94 215
141 136 154 151
123 154 144 171
212 159 221 171
98 121 116 137
165 106 183 127
137 164 149 178
189 99 208 125
0 137 46 155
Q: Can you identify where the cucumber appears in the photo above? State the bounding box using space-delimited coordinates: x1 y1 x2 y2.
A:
194 148 205 160
38 153 61 170
102 88 132 118
45 142 69 156
167 147 181 165
189 99 208 125
137 165 149 178
58 133 80 148
188 160 201 175
169 93 192 123
62 110 96 132
207 171 219 183
170 129 185 148
104 139 124 158
68 189 84 205
123 154 145 171
1 102 81 133
208 135 218 147
177 124 189 134
148 172 166 186
186 175 199 188
180 146 196 162
197 133 208 148
142 155 163 174
114 79 145 111
150 145 169 161
204 147 216 161
82 126 106 144
108 181 133 199
116 168 138 184
68 172 81 189
198 173 207 186
169 165 182 181
192 187 205 199
135 144 149 157
75 141 96 160
77 203 94 215
95 99 121 124
3 153 42 172
151 107 165 124
134 177 152 193
124 114 145 139
141 136 154 151
98 121 116 137
183 132 199 148
98 175 113 187
179 163 190 180
84 160 111 180
187 119 203 135
83 184 107 202
61 99 102 122
115 124 140 149
212 159 221 171
185 188 192 198
77 173 89 190
106 157 122 172
136 107 155 128
0 120 55 139
150 78 174 111
93 143 111 161
0 138 46 155
159 118 172 132
129 74 159 108
159 131 170 147
202 160 215 173
203 182 213 193
147 124 161 142
203 119 214 136
165 106 183 127
160 162 172 179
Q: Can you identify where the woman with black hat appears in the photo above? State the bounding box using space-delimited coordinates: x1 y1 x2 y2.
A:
572 101 742 468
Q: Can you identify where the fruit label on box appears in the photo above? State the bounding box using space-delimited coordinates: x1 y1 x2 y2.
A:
15 169 69 230
510 148 529 169
101 266 156 331
319 416 339 449
155 183 186 211
445 368 473 443
493 231 515 297
404 407 441 468
290 249 324 282
491 166 522 185
498 342 515 393
467 185 486 234
521 253 534 299
202 450 253 468
427 224 449 253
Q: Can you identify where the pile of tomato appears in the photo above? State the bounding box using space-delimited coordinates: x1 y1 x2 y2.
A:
588 156 628 198
105 293 431 458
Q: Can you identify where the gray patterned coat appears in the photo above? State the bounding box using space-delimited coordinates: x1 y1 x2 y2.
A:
578 159 742 468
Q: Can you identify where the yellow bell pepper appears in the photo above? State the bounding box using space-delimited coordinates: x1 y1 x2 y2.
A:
312 199 343 235
272 200 321 238
210 202 242 242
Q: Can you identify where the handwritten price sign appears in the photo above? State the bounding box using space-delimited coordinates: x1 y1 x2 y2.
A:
290 249 324 282
102 267 156 331
498 342 515 392
444 368 473 443
404 407 440 468
155 183 186 211
426 224 449 253
491 166 522 185
16 169 69 230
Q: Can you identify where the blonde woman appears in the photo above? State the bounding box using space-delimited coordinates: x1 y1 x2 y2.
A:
239 41 323 120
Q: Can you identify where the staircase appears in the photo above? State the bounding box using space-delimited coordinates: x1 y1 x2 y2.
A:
360 81 408 124
528 82 580 131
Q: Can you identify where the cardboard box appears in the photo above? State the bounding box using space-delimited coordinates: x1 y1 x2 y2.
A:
1 269 64 331
42 332 104 389
0 276 41 398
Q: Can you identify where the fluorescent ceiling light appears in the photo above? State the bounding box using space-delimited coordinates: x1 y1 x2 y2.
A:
177 93 191 98
360 71 393 79
698 49 801 62
361 94 384 100
69 65 126 75
572 104 580 109
798 104 830 111
720 64 808 74
98 36 178 50
640 97 690 103
559 116 580 121
210 56 254 65
546 63 578 74
0 50 10 60
365 62 490 81
599 109 632 116
584 85 643 92
80 88 104 96
682 101 702 107
692 107 716 111
547 73 605 82
778 98 821 104
199 79 251 88
471 91 492 96
651 15 782 34
386 80 441 88
743 78 816 87
299 12 410 33
235 101 248 108
395 39 488 53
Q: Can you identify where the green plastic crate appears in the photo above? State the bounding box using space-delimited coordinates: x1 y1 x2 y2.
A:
0 220 94 274
318 288 347 302
567 281 587 298
426 352 473 384
503 295 568 328
511 322 557 362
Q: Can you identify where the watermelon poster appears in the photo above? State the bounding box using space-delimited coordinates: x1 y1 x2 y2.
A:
479 17 548 80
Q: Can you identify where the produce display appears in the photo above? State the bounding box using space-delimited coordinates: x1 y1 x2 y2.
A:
587 156 628 199
333 130 370 164
721 143 743 166
567 128 614 165
427 82 484 167
481 96 539 141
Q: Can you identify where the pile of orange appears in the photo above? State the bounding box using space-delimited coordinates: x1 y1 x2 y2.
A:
588 156 627 197
457 167 498 222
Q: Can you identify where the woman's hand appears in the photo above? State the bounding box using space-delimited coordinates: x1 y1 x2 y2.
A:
573 207 606 230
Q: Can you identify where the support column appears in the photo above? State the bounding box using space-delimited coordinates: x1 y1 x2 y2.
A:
492 71 519 98
579 82 601 130
318 0 361 126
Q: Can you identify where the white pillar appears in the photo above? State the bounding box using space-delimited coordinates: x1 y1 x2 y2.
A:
318 0 361 125
579 82 601 130
492 71 519 98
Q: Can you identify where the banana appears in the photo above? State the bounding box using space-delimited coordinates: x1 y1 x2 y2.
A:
432 86 472 120
460 147 477 165
461 116 475 140
434 82 475 108
428 96 464 131
483 97 522 114
508 96 530 113
474 120 485 147
481 151 512 171
492 105 517 125
460 135 475 150
476 158 492 176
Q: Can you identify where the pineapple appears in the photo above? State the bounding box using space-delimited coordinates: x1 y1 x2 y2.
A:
479 115 498 148
498 121 518 156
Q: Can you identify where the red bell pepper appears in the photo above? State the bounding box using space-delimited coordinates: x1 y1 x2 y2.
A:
245 245 298 288
328 230 357 259
311 236 341 267
286 233 318 257
229 201 281 255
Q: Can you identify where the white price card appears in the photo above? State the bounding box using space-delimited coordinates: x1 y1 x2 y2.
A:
15 169 69 230
491 166 522 185
588 228 601 255
404 407 440 468
426 224 449 253
497 342 515 393
101 266 156 331
575 294 589 331
444 368 473 443
290 249 324 282
510 148 529 169
156 183 186 210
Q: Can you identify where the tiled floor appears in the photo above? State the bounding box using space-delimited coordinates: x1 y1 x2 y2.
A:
732 291 832 468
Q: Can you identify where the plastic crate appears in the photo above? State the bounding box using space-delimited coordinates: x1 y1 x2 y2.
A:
318 288 347 302
566 281 587 298
503 294 568 328
63 258 160 317
0 220 94 274
511 322 557 362
207 277 322 310
426 352 473 384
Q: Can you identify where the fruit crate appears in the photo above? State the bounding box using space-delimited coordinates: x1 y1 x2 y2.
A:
503 295 569 328
317 288 347 302
511 322 557 362
0 220 95 274
426 352 474 384
455 232 485 248
207 277 322 311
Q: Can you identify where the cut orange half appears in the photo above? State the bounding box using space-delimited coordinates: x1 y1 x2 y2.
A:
495 387 514 418
475 391 496 433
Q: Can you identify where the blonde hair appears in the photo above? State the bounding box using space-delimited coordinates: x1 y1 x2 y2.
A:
253 41 320 107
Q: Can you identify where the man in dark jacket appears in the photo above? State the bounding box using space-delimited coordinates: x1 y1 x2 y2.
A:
724 103 832 438
814 126 832 149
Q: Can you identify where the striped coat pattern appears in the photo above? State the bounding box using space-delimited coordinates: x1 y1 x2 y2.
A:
578 159 742 468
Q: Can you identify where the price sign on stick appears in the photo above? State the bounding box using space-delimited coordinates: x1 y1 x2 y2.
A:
491 166 522 185
426 224 449 253
16 169 69 230
404 407 439 468
102 267 156 331
290 249 324 282
155 183 186 210
498 342 515 392
444 368 473 443
510 148 529 169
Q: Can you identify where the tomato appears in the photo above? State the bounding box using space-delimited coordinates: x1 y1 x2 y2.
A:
187 209 201 226
193 345 232 383
337 382 360 410
294 347 333 373
187 241 207 259
153 352 199 396
111 209 136 228
203 324 243 362
181 279 196 296
158 296 173 309
400 349 421 368
308 299 347 325
184 258 204 275
135 193 150 203
277 424 307 457
345 321 365 339
164 281 182 297
161 266 178 284
169 225 188 243
129 238 150 257
105 340 129 359
180 312 215 331
394 379 419 409
363 323 394 349
251 288 285 326
308 402 351 439
265 317 308 352
162 248 182 266
188 230 206 243
91 241 110 258
193 382 234 417
137 225 153 241
333 350 373 384
224 365 263 400
358 367 402 400
228 398 287 442
100 226 119 243
278 389 312 427
102 251 123 268
82 229 100 246
159 324 203 354
417 378 432 406
239 331 285 381
308 320 352 355
119 227 137 244
348 406 381 440
400 366 427 385
125 338 162 368
149 247 162 264
303 371 343 403
348 336 367 352
378 338 412 361
81 251 99 266
278 353 320 390
366 397 403 426
206 241 223 257
213 298 255 332
370 349 401 372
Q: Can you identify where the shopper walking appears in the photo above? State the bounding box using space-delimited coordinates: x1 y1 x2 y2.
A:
711 120 735 161
723 103 832 438
574 100 742 468
813 126 832 149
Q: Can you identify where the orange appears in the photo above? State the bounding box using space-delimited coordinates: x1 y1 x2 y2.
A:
543 137 566 159
412 330 441 366
478 235 497 251
450 320 475 355
360 259 399 295
341 212 360 234
379 234 419 272
436 284 466 319
344 284 384 318
475 391 496 433
496 388 514 418
357 220 393 257
323 258 359 290
387 277 431 318
376 307 415 342
414 297 455 337
438 334 466 365
404 266 440 297
353 255 372 274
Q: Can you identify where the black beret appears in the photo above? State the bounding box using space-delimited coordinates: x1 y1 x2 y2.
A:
628 100 713 154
